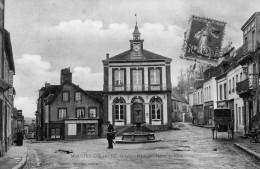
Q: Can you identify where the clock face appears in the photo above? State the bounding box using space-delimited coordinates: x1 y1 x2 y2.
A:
133 44 140 52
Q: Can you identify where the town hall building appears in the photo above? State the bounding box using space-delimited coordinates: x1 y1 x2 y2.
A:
102 23 172 130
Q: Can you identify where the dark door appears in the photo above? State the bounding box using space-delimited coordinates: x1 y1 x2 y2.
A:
133 103 144 122
4 105 7 152
77 124 82 139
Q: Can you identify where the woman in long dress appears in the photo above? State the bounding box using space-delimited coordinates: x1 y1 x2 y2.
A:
194 22 220 58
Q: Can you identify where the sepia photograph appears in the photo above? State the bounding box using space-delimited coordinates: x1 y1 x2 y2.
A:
0 0 260 168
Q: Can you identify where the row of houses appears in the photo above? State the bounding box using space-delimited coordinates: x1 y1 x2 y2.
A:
36 22 181 141
189 12 260 134
171 92 190 122
0 0 19 157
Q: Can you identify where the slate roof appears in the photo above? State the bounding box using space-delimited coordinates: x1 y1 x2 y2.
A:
216 47 243 80
38 81 104 104
241 11 260 30
194 79 204 89
104 49 172 62
171 92 189 104
4 29 15 74
39 85 61 99
84 90 104 103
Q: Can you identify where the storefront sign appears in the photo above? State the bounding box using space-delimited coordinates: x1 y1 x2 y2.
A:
205 101 213 107
217 102 227 108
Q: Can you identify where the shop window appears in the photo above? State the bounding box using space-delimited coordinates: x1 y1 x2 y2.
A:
51 128 60 139
87 124 96 135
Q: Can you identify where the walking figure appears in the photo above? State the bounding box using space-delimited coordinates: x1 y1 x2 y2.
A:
107 121 115 149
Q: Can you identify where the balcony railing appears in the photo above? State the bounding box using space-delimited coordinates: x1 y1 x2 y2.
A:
104 83 169 92
236 77 257 95
242 40 256 55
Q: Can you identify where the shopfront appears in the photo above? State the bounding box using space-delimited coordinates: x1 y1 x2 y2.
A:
193 105 204 125
64 119 99 140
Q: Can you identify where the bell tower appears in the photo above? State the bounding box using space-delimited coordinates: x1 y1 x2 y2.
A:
130 14 144 56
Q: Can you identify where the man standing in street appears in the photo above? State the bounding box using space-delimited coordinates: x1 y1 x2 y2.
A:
107 121 115 149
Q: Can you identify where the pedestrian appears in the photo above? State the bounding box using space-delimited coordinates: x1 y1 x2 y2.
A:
107 121 115 149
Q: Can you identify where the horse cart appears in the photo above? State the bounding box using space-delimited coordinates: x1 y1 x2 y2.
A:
212 108 234 139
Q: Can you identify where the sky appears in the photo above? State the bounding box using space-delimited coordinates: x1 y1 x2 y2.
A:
5 0 260 117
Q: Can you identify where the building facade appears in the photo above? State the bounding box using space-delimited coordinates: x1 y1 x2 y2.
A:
236 11 260 134
172 92 189 122
102 23 172 130
203 67 219 125
0 0 15 157
216 48 245 133
191 80 204 125
12 109 24 134
189 12 260 134
36 68 104 140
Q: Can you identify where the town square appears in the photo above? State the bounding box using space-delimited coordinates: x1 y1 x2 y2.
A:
0 0 260 169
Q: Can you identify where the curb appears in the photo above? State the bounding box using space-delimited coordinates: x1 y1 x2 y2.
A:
12 147 28 169
115 140 161 144
193 124 212 129
234 143 260 160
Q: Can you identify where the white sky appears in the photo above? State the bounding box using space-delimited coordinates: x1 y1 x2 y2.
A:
5 0 260 117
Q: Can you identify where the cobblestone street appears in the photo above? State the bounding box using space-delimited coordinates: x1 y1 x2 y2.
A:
24 123 260 169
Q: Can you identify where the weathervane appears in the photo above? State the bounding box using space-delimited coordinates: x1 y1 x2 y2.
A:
135 14 137 26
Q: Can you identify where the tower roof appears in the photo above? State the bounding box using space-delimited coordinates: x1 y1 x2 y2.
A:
103 49 172 62
133 24 140 35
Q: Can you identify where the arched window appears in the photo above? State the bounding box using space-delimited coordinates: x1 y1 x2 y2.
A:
113 97 126 121
150 97 162 120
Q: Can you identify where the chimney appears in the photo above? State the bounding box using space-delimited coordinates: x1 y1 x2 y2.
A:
106 53 109 59
60 67 72 84
45 82 51 87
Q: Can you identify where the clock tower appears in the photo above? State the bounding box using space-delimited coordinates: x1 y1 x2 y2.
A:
130 22 144 56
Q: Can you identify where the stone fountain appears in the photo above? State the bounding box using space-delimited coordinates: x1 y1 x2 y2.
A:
116 110 161 144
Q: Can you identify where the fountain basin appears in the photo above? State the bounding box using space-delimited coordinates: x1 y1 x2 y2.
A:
115 121 161 144
122 132 155 141
116 132 161 144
